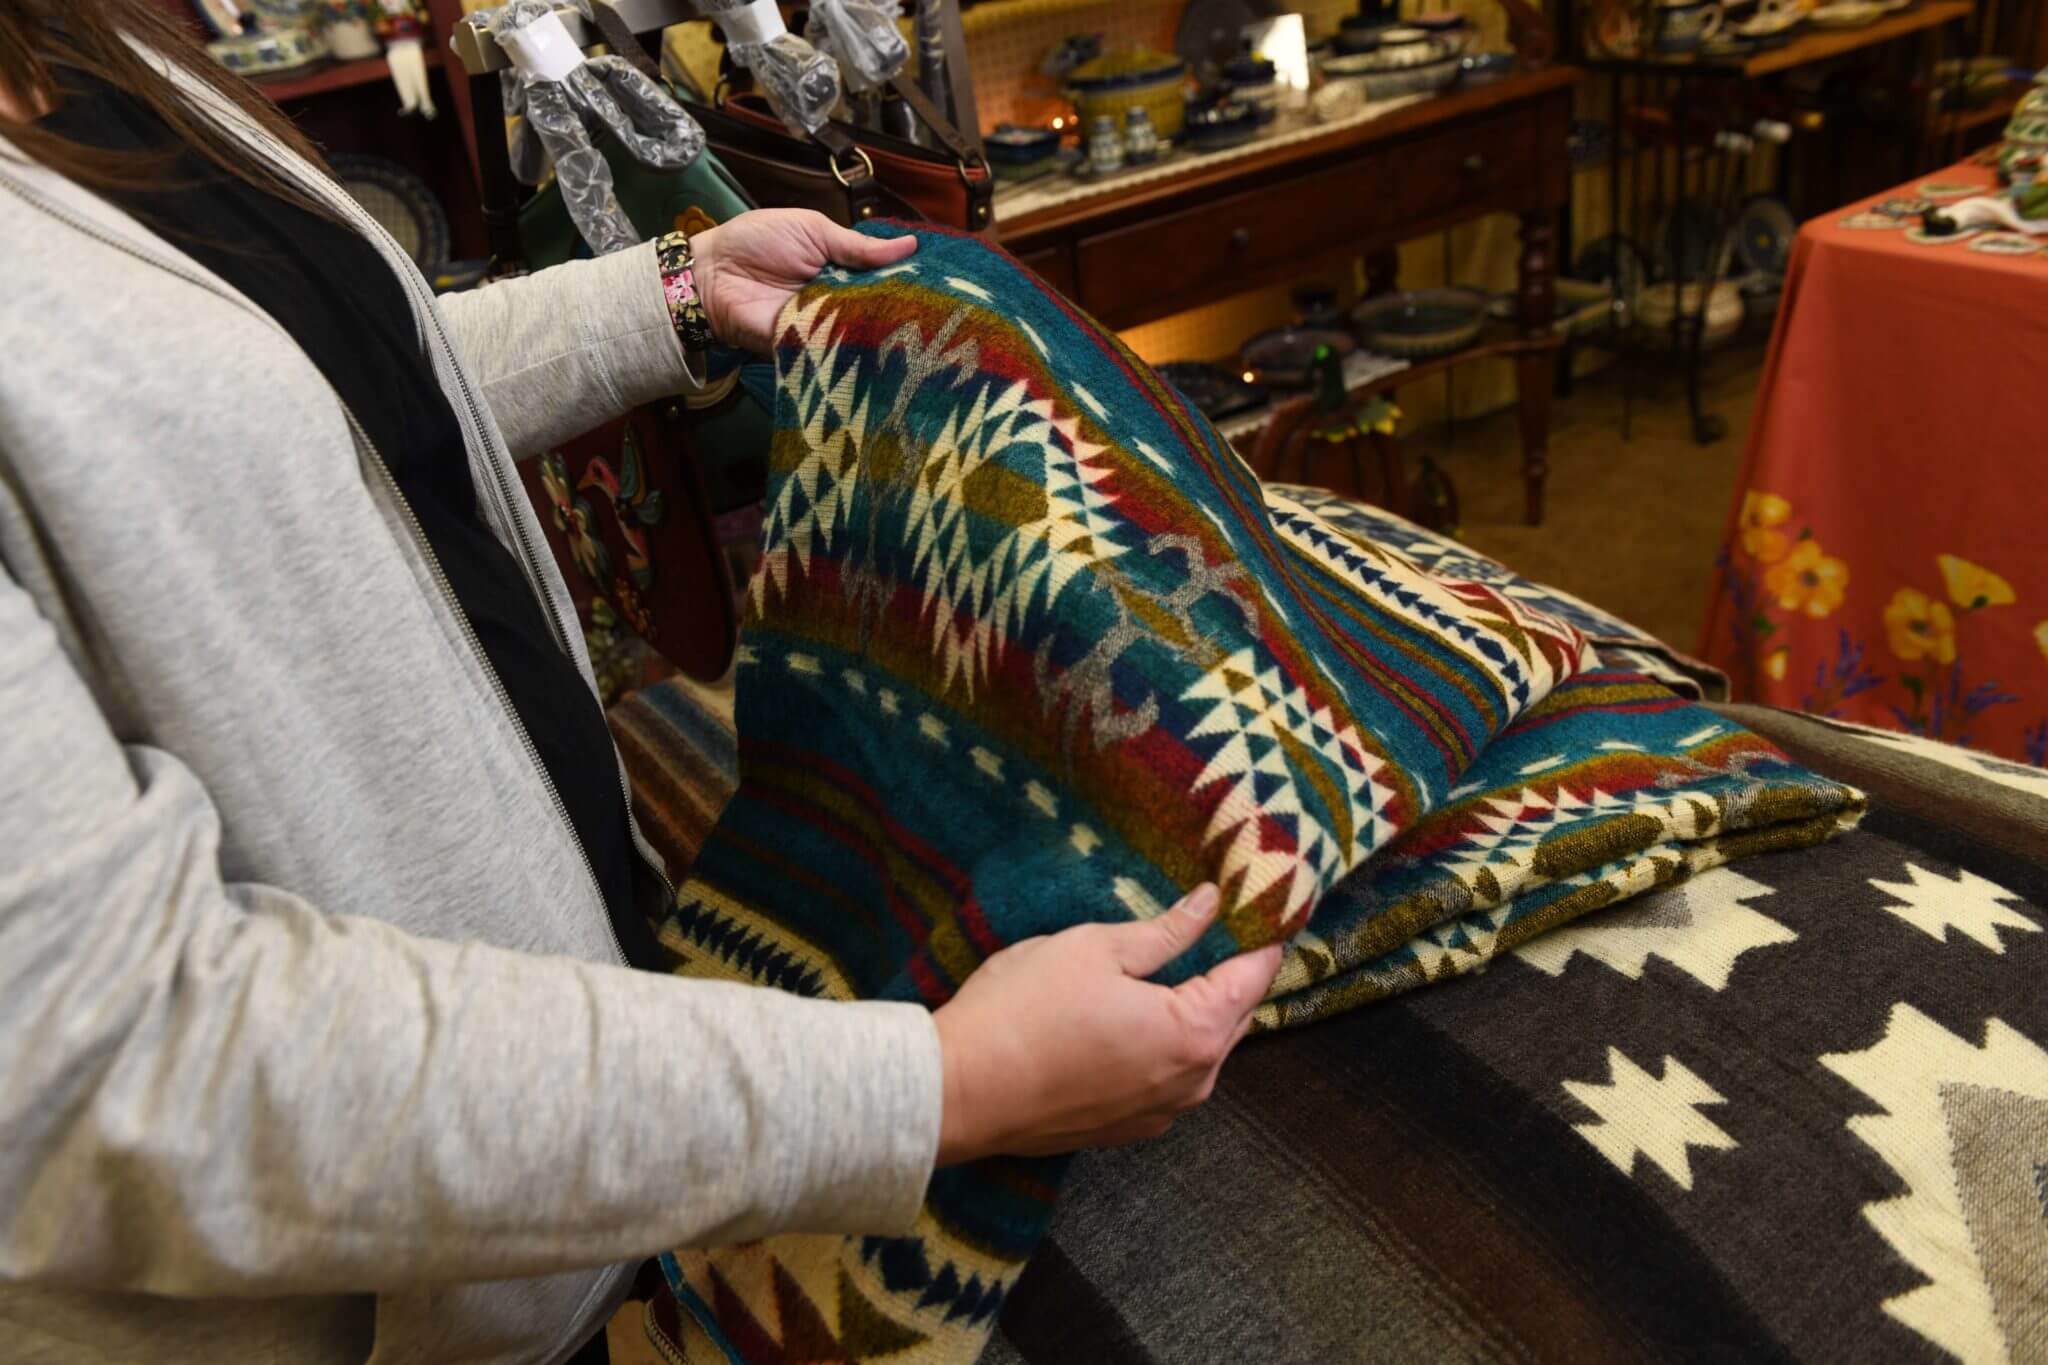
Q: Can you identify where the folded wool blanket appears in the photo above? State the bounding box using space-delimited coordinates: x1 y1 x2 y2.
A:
649 225 1861 1363
1269 482 1731 701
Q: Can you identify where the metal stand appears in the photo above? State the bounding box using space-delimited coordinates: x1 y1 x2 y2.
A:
1561 4 1965 446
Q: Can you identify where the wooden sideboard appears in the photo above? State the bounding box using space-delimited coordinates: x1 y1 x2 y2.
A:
998 66 1579 526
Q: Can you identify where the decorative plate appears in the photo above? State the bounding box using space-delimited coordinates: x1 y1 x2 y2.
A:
1872 196 1934 219
1733 194 1797 276
1239 325 1357 390
328 153 451 270
1919 180 1980 200
1967 231 2044 256
1319 28 1453 73
1349 287 1489 360
1839 211 1903 229
192 0 317 37
1735 6 1804 36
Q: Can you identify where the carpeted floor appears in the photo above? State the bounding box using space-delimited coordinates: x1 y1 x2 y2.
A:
1424 342 1765 655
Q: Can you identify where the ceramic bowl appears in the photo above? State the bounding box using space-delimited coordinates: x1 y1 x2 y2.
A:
1322 50 1463 100
1335 13 1394 54
1183 95 1262 150
1808 2 1884 28
985 124 1063 182
1350 288 1490 359
1067 50 1189 142
1327 26 1453 72
1239 326 1357 390
207 23 326 76
1633 281 1745 349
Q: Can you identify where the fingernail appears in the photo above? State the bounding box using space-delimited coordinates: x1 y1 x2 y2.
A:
1175 884 1219 920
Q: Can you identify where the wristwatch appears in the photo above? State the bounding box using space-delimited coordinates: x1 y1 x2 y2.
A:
655 229 714 370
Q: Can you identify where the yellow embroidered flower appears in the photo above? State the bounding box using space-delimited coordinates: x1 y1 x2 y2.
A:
1937 554 2015 611
1763 539 1849 618
1764 648 1789 681
1740 490 1793 563
1884 588 1957 665
2036 620 2048 663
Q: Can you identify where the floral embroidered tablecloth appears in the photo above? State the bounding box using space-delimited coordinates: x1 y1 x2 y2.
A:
1700 160 2048 767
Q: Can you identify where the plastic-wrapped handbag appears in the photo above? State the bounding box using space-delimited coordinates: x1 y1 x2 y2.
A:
586 3 991 231
464 0 770 684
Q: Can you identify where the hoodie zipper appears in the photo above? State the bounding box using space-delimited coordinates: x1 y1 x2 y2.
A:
0 168 665 958
344 410 625 966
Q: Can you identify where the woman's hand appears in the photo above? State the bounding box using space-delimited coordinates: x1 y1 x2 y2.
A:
689 209 918 354
930 885 1284 1165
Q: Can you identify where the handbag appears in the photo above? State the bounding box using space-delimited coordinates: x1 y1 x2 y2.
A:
586 3 991 232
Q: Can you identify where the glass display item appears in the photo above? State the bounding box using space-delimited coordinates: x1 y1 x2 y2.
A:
1123 107 1161 164
1086 113 1125 175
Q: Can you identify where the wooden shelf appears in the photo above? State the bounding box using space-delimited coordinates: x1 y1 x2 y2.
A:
1581 0 1970 78
1247 326 1565 480
252 49 442 102
1932 87 2024 139
1745 0 1972 77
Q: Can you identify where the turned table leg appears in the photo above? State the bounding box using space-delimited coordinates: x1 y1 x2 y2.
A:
1515 209 1556 527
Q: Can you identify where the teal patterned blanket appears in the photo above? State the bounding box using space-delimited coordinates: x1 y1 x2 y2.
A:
649 224 1862 1364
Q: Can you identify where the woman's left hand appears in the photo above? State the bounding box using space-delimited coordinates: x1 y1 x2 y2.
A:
689 209 919 355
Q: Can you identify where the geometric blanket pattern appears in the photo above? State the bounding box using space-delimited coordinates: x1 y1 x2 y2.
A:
651 225 1861 1363
976 702 2046 1365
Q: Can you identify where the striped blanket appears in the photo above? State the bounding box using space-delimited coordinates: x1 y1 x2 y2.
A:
640 225 1863 1363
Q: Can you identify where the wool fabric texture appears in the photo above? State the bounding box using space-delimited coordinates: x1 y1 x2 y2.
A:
649 225 1861 1363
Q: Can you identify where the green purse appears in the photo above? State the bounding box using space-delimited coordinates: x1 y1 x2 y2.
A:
515 126 756 271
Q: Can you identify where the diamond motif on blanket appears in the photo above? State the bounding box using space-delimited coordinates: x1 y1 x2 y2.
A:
1183 646 1392 924
1514 867 1796 990
1869 864 2041 953
756 300 869 607
1562 1047 1737 1191
1822 1004 2048 1363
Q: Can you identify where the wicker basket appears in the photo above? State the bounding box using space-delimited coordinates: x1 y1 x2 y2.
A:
1066 51 1188 141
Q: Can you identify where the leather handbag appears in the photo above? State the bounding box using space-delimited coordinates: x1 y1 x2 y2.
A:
711 91 992 231
587 2 991 232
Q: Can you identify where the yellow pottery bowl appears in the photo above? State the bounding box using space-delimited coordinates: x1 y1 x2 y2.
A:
1066 49 1188 142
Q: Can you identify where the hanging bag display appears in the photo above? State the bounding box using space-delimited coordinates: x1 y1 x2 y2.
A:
586 2 990 231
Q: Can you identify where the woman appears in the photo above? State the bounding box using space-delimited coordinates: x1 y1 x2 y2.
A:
0 4 1281 1362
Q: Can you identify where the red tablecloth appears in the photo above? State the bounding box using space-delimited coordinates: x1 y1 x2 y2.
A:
1699 160 2048 766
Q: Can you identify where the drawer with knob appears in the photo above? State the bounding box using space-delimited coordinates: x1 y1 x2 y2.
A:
1068 114 1540 328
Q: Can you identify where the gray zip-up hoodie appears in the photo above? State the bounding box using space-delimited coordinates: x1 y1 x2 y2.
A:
0 60 940 1365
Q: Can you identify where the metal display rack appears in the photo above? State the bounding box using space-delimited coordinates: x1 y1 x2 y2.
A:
1559 0 1971 444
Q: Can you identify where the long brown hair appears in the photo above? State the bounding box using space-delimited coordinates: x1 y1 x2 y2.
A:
0 0 334 213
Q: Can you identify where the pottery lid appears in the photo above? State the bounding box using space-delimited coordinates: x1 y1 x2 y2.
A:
1069 48 1187 90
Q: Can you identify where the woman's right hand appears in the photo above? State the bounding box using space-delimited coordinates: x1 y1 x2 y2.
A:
930 884 1283 1165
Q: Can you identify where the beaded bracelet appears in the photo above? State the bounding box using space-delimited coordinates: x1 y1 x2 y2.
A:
655 229 714 367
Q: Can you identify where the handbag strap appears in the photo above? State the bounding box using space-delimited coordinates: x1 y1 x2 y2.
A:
883 70 992 230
